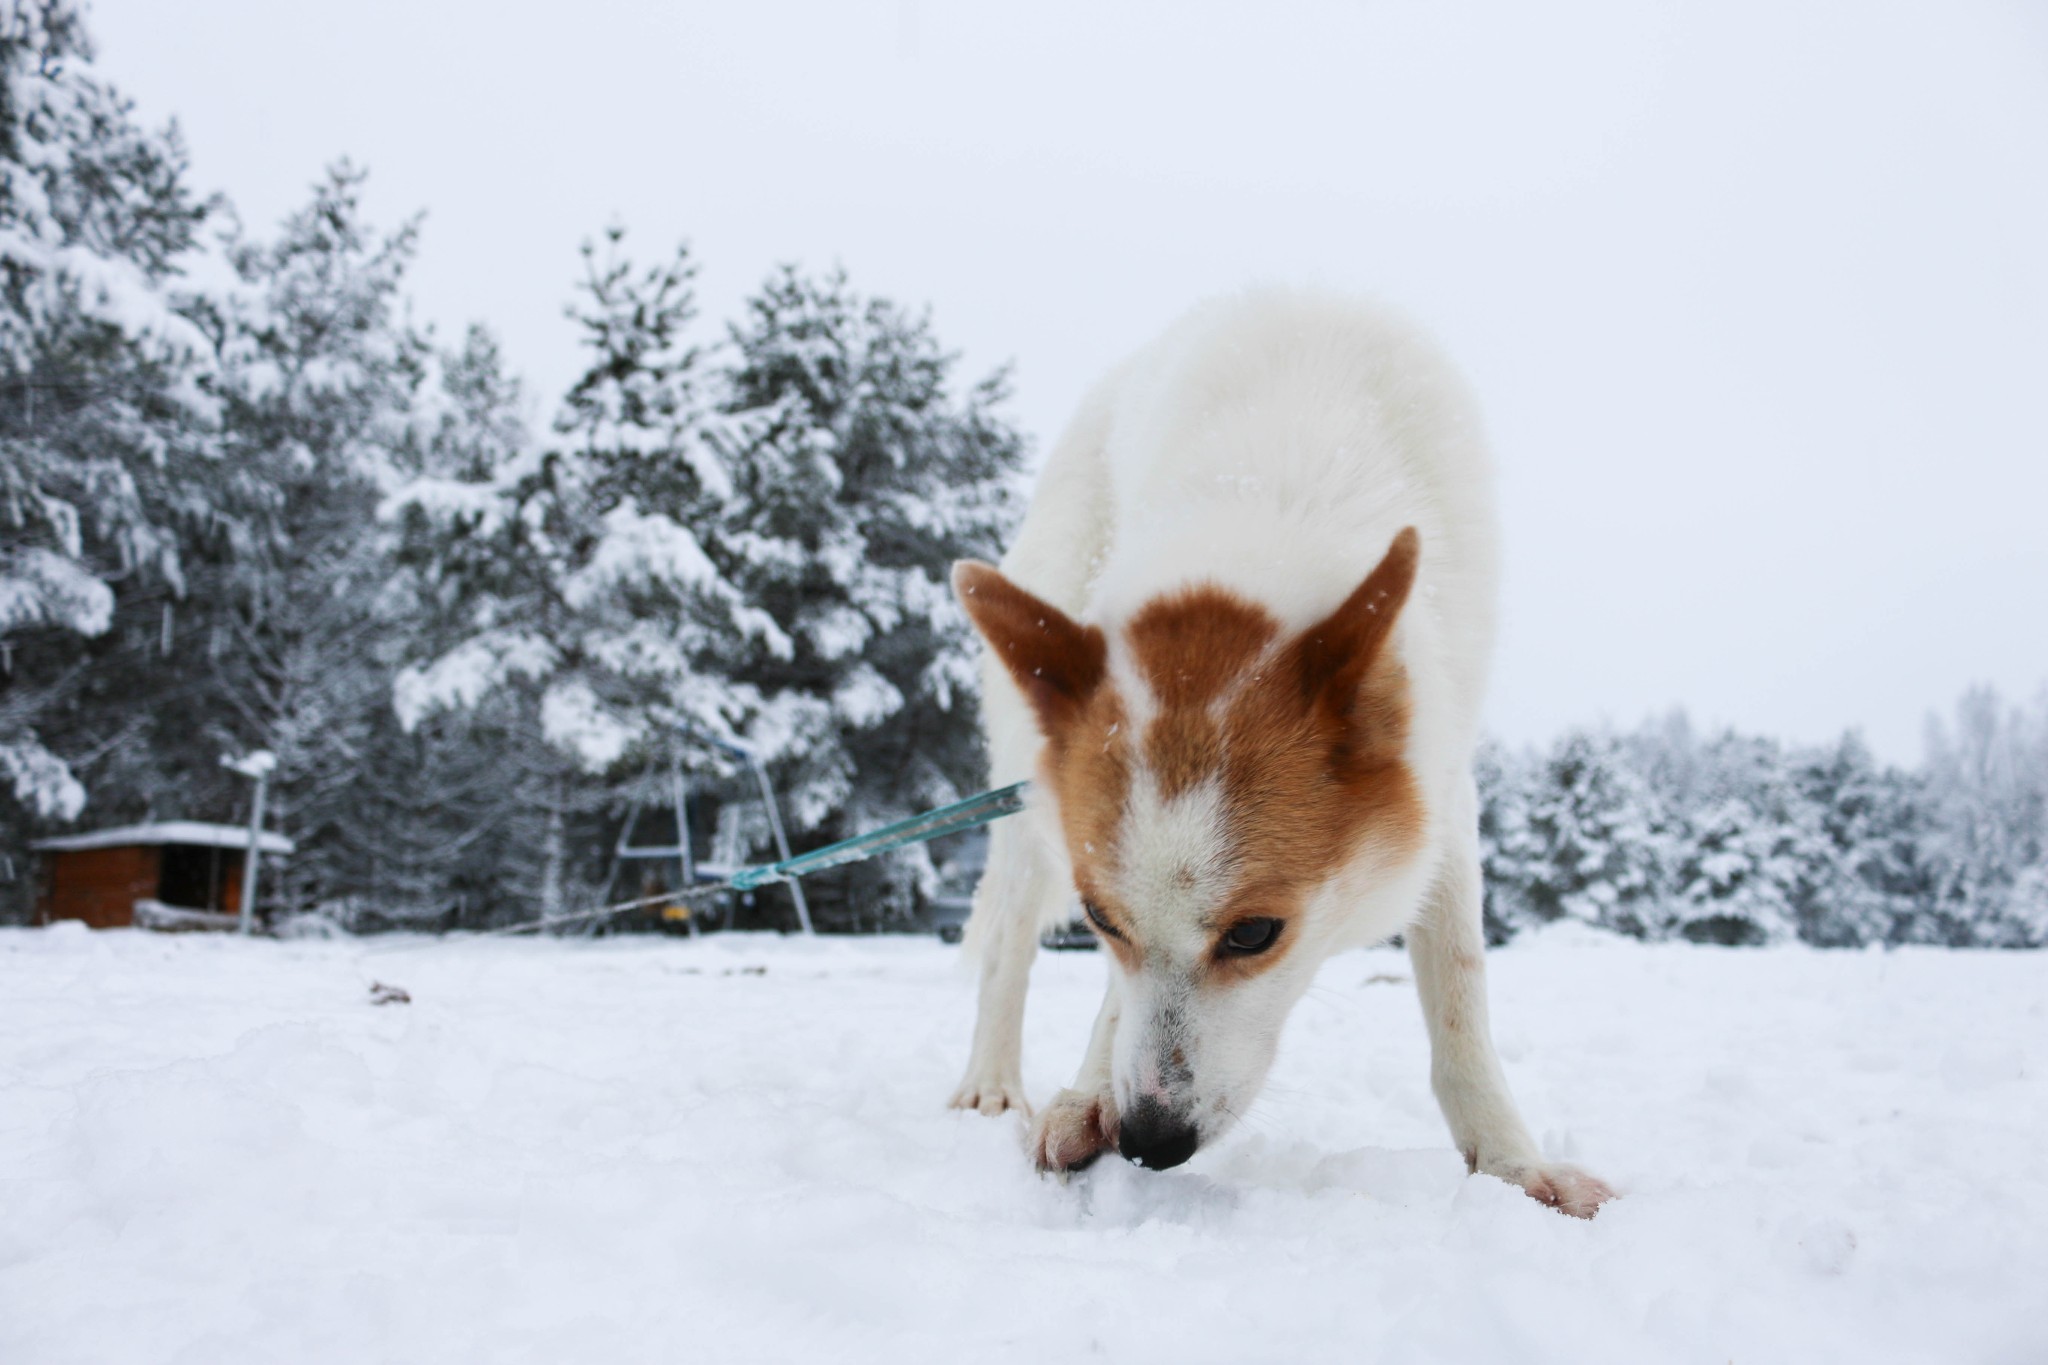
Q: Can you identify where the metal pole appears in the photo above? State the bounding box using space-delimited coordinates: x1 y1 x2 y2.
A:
239 772 268 935
671 751 699 939
749 754 813 936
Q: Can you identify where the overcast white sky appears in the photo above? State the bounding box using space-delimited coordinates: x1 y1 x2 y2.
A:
88 0 2048 762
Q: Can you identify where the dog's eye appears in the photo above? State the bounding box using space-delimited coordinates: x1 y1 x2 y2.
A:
1082 899 1124 941
1221 917 1282 956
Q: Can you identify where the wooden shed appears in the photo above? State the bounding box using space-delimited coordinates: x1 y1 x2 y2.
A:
32 823 294 929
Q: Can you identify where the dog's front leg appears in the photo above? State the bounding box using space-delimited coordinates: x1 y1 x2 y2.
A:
1030 974 1122 1172
1409 789 1616 1218
949 821 1051 1116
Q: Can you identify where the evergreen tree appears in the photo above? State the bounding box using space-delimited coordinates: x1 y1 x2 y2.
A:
1509 728 1674 935
395 249 1025 930
1791 733 1932 947
1919 686 2048 946
701 264 1024 927
336 327 555 926
0 0 216 836
173 165 434 916
1658 734 1822 945
1474 738 1537 942
391 230 766 920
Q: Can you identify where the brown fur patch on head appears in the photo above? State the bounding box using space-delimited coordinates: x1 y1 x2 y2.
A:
1125 587 1280 800
1045 685 1141 969
1112 530 1429 979
1232 531 1425 892
1205 640 1421 979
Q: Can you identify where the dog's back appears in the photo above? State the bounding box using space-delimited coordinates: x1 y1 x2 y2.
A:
991 287 1499 798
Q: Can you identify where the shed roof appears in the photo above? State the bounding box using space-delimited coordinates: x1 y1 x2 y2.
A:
32 822 295 856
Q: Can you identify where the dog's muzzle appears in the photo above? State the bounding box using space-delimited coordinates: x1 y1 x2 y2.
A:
1117 1096 1200 1170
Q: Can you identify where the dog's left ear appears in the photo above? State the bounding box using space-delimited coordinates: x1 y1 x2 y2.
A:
1288 526 1419 726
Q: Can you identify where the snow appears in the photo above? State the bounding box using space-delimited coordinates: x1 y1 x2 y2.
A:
0 545 116 636
560 505 723 611
832 663 906 729
47 242 217 365
2 929 2043 1364
131 899 240 932
0 735 87 821
538 680 638 772
219 750 278 781
393 632 558 731
380 472 512 528
30 821 294 856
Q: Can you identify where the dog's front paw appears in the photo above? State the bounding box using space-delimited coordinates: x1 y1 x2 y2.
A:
949 1068 1031 1118
1030 1087 1119 1173
1480 1157 1617 1219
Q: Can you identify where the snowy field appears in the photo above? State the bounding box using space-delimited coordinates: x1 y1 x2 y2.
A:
2 925 2044 1365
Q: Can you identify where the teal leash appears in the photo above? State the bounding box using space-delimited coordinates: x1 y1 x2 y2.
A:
726 781 1030 891
359 780 1033 953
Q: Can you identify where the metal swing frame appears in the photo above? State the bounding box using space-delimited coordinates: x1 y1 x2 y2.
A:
602 730 815 937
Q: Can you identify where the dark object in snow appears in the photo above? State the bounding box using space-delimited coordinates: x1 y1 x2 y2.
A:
924 830 984 942
1362 972 1411 987
368 981 411 1005
1040 920 1100 952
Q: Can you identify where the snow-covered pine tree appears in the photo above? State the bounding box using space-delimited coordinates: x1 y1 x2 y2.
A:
1790 732 1933 946
1511 728 1675 936
0 0 217 844
179 165 435 917
1654 732 1823 945
335 326 559 927
0 2 239 926
392 230 773 920
701 264 1025 928
396 249 1025 931
1919 686 2048 946
1474 738 1540 942
537 229 777 761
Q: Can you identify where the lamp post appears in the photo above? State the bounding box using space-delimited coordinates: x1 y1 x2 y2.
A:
220 751 277 934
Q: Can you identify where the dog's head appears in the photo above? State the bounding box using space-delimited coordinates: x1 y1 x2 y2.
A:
956 529 1428 1169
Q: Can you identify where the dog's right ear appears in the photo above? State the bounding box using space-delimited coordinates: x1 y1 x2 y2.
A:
953 561 1106 739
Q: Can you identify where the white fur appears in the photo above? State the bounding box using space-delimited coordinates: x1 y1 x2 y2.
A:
951 288 1612 1216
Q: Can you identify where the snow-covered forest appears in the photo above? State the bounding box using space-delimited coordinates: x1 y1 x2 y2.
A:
1478 696 2048 948
4 0 2044 943
0 1 1025 931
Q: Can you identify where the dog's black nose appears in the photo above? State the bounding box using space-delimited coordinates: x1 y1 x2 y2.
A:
1118 1098 1200 1170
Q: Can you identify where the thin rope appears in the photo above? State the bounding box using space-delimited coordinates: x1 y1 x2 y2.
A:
356 889 715 957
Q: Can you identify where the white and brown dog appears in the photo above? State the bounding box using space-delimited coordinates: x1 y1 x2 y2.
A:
949 288 1613 1217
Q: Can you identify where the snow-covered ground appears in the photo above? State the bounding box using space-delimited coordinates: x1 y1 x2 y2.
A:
2 924 2043 1364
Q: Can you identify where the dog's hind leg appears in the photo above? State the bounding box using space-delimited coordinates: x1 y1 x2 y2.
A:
950 817 1059 1116
1030 975 1123 1171
1408 778 1616 1219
